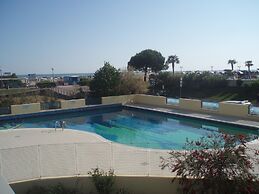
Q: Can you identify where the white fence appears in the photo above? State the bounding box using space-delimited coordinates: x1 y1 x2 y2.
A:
0 142 171 183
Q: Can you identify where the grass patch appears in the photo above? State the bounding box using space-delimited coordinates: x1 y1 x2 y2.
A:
0 95 59 107
180 87 258 104
0 88 38 95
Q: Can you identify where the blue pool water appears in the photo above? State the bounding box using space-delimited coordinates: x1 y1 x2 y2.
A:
0 108 258 150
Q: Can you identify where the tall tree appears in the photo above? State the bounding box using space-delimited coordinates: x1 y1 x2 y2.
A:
128 49 167 81
90 62 120 97
245 60 253 79
228 59 237 71
166 55 180 75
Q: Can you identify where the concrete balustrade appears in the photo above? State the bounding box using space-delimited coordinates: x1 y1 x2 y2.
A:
134 94 166 106
11 103 41 115
219 101 250 118
179 98 202 111
8 99 86 115
101 94 167 106
60 99 86 109
102 95 135 104
4 94 259 121
101 94 259 121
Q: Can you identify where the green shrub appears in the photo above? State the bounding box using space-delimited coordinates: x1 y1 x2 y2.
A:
117 70 148 95
149 72 181 96
88 168 115 194
79 77 92 86
90 62 120 97
150 72 228 97
36 81 56 88
26 185 47 194
249 80 259 91
236 79 243 87
26 183 80 194
1 79 23 88
161 134 259 194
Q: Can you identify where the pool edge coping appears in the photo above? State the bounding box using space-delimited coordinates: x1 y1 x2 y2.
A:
0 103 122 121
123 104 259 131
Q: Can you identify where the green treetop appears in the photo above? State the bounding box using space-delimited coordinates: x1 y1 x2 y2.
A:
128 49 167 81
90 62 120 97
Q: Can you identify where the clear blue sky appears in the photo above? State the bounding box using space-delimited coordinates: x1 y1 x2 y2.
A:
0 0 259 74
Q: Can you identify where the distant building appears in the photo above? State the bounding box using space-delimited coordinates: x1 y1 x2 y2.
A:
28 73 37 80
3 72 12 77
63 75 80 85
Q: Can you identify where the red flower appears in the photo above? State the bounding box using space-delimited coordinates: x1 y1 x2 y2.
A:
238 134 245 140
223 134 228 140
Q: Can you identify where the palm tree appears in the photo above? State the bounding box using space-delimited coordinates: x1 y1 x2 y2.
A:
166 55 180 75
245 60 253 79
228 59 237 71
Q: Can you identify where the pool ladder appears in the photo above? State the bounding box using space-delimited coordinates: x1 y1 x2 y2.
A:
55 121 66 131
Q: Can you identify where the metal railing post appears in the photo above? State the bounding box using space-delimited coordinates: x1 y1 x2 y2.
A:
37 144 42 179
74 143 78 176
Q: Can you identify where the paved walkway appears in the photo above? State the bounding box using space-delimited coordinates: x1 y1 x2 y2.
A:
0 128 109 149
0 128 170 184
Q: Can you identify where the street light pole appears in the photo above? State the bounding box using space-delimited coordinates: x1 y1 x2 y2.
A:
0 68 2 88
0 67 3 88
180 66 183 74
51 67 54 82
162 84 165 96
180 77 183 98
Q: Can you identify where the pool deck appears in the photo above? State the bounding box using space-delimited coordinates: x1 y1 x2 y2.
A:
0 128 171 184
0 104 258 184
126 104 259 129
0 128 109 149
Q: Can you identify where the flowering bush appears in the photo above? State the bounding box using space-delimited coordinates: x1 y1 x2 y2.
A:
161 134 259 194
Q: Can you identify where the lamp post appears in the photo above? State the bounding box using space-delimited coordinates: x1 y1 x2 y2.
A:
180 66 183 74
0 67 4 88
162 84 165 96
0 68 2 88
180 77 183 98
51 67 54 82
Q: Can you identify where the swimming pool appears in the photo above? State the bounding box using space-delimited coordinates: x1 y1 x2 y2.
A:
0 106 258 150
